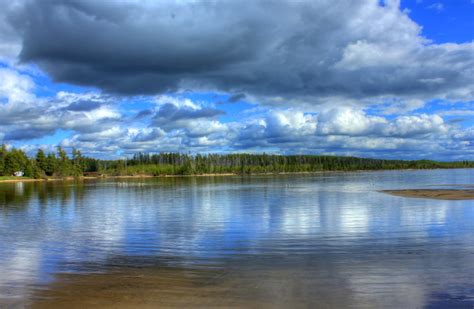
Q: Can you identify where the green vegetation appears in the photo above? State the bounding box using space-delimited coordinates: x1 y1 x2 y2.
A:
0 176 31 181
0 145 90 179
117 153 474 175
0 145 473 179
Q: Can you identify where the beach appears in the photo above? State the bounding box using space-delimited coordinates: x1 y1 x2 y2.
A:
382 189 474 200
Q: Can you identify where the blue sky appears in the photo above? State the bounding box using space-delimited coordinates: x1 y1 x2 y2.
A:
401 0 474 43
0 0 473 160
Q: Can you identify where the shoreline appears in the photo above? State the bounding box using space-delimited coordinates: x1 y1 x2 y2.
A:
0 167 472 184
0 174 238 183
382 189 474 200
0 177 99 184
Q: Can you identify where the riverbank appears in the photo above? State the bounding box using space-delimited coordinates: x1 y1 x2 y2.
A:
0 174 239 183
1 168 473 184
382 189 474 200
0 177 91 183
0 176 38 183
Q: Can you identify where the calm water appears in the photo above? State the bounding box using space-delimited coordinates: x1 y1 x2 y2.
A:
1 169 473 308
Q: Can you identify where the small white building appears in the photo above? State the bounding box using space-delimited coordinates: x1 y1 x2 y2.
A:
13 171 24 177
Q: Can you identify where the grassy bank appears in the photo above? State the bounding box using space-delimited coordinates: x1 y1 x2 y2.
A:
0 176 37 182
2 145 474 180
0 176 20 181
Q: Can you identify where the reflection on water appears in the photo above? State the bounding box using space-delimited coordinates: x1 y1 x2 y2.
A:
0 169 473 308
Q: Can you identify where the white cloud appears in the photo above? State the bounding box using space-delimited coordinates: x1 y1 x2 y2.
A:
387 114 447 137
0 67 35 103
155 95 201 110
336 40 414 70
1 71 471 160
0 71 121 141
317 107 386 136
265 110 317 137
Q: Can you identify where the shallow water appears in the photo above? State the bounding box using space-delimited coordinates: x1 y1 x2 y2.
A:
1 169 473 308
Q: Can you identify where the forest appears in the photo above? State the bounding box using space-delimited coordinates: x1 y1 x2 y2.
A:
0 145 473 179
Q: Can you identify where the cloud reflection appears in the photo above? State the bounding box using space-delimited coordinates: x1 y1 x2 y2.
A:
0 170 473 306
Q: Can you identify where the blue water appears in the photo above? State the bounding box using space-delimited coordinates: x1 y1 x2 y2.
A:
0 169 473 308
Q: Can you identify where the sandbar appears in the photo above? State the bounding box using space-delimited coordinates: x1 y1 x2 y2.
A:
382 189 474 200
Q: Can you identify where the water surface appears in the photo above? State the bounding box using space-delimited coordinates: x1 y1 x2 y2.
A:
1 169 473 308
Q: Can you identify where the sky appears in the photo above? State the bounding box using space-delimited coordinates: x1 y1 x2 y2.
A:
0 0 473 160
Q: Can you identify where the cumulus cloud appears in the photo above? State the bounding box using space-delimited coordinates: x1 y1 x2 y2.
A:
144 96 226 136
0 67 35 103
316 107 449 138
153 103 224 127
1 72 469 158
1 1 473 160
131 128 165 142
3 0 471 105
0 63 472 160
317 108 386 136
0 67 120 140
387 114 447 137
266 111 317 138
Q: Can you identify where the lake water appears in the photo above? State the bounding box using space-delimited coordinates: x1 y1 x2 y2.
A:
1 169 473 308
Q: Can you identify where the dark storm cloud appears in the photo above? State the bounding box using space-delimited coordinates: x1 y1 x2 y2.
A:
132 128 165 142
9 0 473 103
153 103 224 122
134 109 154 119
150 103 225 131
227 93 246 103
4 128 55 141
64 100 102 111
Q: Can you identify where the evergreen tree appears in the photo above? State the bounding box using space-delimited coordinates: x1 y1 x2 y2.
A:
72 148 84 175
57 147 73 176
36 149 47 173
45 153 57 176
0 144 6 176
23 160 34 178
4 148 29 176
0 146 473 178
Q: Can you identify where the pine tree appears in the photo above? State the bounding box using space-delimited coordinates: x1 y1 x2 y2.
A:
0 144 6 176
4 148 28 176
57 147 72 176
45 153 57 176
72 148 84 176
36 149 47 173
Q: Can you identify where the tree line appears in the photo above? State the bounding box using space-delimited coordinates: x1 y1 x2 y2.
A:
1 145 472 178
123 152 474 175
0 145 98 178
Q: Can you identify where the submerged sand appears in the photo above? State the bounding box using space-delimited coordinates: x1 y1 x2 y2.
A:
27 267 355 309
382 189 474 200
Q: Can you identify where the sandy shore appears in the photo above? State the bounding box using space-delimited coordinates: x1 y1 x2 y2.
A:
26 266 354 309
0 174 237 184
0 170 426 184
0 177 40 183
0 177 90 183
382 189 474 200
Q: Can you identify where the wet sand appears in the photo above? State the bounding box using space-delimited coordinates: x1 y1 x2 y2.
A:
28 267 355 309
0 174 235 184
382 189 474 200
29 268 233 309
0 177 38 183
